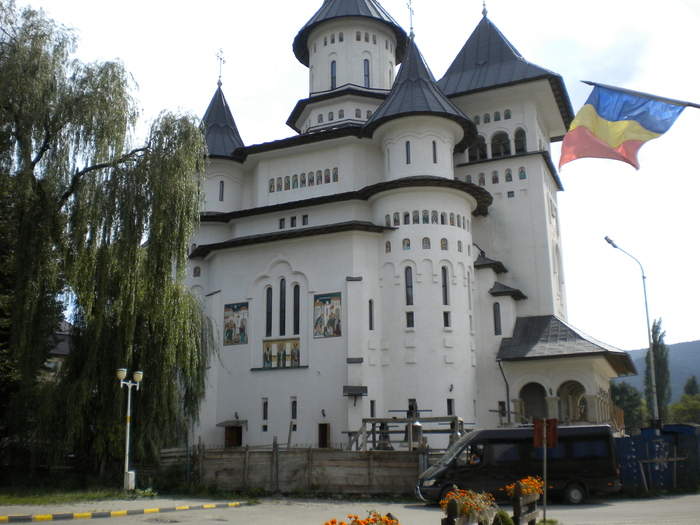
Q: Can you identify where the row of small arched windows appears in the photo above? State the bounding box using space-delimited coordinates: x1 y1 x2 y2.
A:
386 238 464 252
468 129 527 162
466 167 527 186
269 168 339 192
473 109 512 125
318 108 372 124
314 31 394 52
385 210 471 230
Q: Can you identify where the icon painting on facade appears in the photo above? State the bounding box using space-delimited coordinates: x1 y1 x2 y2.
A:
224 302 249 345
313 293 341 338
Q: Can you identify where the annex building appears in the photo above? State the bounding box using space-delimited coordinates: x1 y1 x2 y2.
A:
187 0 636 450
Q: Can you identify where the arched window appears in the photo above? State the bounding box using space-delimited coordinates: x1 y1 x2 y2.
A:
308 172 314 186
277 177 283 191
328 111 334 121
366 110 372 118
441 238 448 251
269 178 275 192
369 299 374 330
330 60 337 89
431 210 438 224
301 173 306 187
405 266 414 305
494 111 501 121
515 128 527 154
365 32 369 42
491 131 511 158
478 173 485 186
356 31 361 41
339 32 344 42
468 135 487 162
457 215 461 227
364 59 370 88
293 284 300 335
355 108 361 118
317 170 322 185
332 167 338 182
519 167 527 180
432 141 437 163
422 237 430 249
318 114 323 124
279 279 286 336
440 212 447 225
324 36 327 46
458 240 463 252
405 141 411 164
449 213 455 226
385 241 391 252
292 174 298 188
504 109 512 119
505 169 513 182
492 171 499 184
393 212 400 226
265 287 273 337
422 210 429 224
330 34 335 44
324 169 330 183
193 266 201 278
284 176 290 190
484 113 491 123
441 266 449 305
402 238 410 250
385 214 391 226
473 115 480 125
493 302 502 336
338 109 344 118
412 210 419 223
373 34 377 44
403 212 410 225
219 180 224 201
466 175 472 183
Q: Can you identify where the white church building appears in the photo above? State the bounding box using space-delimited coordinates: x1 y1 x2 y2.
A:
186 0 635 449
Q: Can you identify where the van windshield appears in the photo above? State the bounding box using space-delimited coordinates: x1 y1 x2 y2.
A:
436 435 475 466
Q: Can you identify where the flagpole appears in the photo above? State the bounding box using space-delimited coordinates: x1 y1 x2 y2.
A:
582 81 700 109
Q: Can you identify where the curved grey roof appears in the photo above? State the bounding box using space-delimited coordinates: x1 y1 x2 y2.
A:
293 0 408 66
437 15 574 128
201 84 244 158
362 38 477 151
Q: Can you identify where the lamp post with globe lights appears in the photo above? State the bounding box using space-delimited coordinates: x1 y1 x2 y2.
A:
117 368 143 490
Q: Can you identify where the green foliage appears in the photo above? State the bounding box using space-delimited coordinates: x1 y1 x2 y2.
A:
611 380 648 435
670 394 700 425
684 375 700 396
645 319 672 424
1 1 214 472
492 508 514 525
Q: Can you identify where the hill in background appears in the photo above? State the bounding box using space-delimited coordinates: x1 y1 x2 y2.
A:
613 340 700 403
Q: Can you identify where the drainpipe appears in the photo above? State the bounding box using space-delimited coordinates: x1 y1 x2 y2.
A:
498 361 511 423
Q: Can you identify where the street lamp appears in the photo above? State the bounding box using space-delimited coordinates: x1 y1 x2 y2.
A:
604 236 659 426
117 368 143 490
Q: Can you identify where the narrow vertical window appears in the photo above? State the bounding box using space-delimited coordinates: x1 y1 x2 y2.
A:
330 60 337 90
441 266 449 305
364 59 370 88
370 400 376 417
291 398 297 420
432 141 437 164
443 311 451 328
405 141 411 164
219 180 224 201
369 299 374 330
279 279 286 336
467 271 472 309
293 284 300 335
406 311 415 328
265 287 273 337
405 266 413 305
447 398 454 416
493 302 502 336
263 399 268 420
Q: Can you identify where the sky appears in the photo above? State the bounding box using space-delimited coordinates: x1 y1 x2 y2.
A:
20 0 700 351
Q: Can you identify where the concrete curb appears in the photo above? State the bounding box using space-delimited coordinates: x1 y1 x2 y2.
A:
0 501 242 522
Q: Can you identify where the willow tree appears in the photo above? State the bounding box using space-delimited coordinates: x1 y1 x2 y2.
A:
1 1 214 472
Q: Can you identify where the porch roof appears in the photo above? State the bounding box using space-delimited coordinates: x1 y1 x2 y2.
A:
497 315 637 376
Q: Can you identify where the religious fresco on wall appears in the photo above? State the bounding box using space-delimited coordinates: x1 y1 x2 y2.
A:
313 292 341 338
262 339 301 368
224 302 248 345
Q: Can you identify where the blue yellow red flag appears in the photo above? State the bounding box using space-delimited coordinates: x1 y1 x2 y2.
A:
559 83 688 170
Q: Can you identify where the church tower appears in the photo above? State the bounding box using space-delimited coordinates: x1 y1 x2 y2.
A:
287 0 408 134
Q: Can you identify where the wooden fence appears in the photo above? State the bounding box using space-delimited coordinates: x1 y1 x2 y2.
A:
162 443 423 495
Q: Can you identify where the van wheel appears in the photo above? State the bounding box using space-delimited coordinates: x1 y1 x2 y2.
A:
564 483 585 504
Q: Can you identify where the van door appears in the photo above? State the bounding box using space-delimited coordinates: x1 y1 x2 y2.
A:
451 443 495 494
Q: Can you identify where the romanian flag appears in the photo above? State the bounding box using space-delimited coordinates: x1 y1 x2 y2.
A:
559 84 686 170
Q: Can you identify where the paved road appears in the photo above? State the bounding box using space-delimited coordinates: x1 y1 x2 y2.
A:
2 494 700 524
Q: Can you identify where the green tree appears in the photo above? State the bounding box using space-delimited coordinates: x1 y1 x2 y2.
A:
683 375 700 396
610 380 647 435
1 1 214 472
671 394 700 425
644 319 672 425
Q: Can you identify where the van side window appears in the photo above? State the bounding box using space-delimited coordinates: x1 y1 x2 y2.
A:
455 447 470 467
531 442 566 460
572 440 609 459
491 443 519 462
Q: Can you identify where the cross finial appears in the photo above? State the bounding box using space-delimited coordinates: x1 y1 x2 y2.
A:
482 0 488 17
406 0 415 38
216 48 226 87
